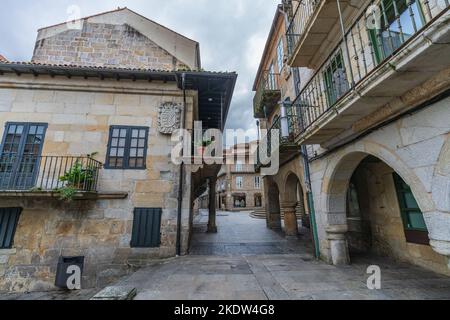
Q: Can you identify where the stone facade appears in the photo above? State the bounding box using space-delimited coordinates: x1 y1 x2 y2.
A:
0 75 194 292
0 8 235 293
253 1 450 276
33 22 189 71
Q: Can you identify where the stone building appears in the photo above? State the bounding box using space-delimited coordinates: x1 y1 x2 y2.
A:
216 142 265 213
254 0 450 275
0 8 236 292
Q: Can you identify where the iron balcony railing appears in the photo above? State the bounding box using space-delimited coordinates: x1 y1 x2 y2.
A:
286 0 321 57
253 71 281 117
0 155 102 192
291 0 449 137
256 112 303 169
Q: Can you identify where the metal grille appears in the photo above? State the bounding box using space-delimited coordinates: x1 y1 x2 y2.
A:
131 208 162 248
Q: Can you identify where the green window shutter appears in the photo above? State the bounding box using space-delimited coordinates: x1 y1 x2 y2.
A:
0 208 22 249
131 208 162 248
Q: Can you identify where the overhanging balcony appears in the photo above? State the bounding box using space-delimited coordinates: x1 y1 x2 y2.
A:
0 155 127 200
256 112 302 171
253 72 281 118
287 0 352 67
291 1 450 145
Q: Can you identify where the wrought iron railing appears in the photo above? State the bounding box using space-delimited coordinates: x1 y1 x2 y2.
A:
291 0 449 136
256 112 303 169
286 0 321 57
253 71 281 116
0 155 102 192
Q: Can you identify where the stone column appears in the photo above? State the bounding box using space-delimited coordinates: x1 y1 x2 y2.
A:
281 202 298 237
207 178 218 233
268 211 282 230
326 225 350 265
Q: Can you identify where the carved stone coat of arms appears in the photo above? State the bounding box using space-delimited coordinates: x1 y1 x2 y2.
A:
157 103 182 134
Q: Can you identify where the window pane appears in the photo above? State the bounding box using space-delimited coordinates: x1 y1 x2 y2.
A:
129 158 136 167
110 148 117 156
139 130 146 138
8 125 16 134
132 130 139 138
120 129 127 138
111 138 118 147
408 211 427 230
136 159 144 167
119 138 126 147
131 139 138 147
137 149 144 157
138 139 145 148
112 129 120 137
404 192 419 209
117 148 125 157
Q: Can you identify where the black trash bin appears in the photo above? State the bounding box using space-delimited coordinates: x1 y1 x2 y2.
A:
55 256 85 289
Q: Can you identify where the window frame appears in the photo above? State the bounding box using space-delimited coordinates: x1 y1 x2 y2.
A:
392 173 429 245
254 176 261 189
277 38 284 72
368 0 426 64
0 207 22 249
236 176 243 189
105 125 149 170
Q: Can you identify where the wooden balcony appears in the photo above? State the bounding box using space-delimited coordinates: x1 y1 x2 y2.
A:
253 72 281 118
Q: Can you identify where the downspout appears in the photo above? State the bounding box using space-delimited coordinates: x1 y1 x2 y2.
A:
176 72 187 256
281 3 321 259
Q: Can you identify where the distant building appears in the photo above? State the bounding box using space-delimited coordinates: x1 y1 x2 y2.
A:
215 142 265 213
0 54 7 61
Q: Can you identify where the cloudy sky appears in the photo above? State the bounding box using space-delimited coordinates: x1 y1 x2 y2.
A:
0 0 279 141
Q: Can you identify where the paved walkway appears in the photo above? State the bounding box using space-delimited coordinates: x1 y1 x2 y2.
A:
114 210 450 300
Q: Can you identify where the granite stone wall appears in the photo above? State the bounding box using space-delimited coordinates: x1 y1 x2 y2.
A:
32 22 190 71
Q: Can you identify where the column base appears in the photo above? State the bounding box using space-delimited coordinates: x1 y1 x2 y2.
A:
207 225 218 233
326 225 350 266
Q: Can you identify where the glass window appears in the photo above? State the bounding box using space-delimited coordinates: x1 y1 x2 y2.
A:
277 38 284 71
236 177 243 189
254 176 261 189
393 173 428 232
235 160 243 172
323 50 349 106
106 126 149 169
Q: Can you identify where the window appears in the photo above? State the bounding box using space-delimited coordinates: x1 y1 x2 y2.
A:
235 160 243 172
393 173 429 245
368 0 425 64
236 177 243 189
0 208 22 249
0 122 47 189
277 38 284 71
267 63 277 90
254 176 261 189
130 208 162 248
106 126 149 169
323 51 348 106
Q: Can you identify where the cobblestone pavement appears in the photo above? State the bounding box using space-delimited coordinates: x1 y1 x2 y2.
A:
2 211 449 300
114 210 450 300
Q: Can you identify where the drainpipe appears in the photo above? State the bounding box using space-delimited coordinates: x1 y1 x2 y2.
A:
280 4 321 259
294 67 321 260
176 73 187 256
336 0 355 88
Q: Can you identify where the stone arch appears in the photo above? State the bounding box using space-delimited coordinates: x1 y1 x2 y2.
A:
282 171 302 203
266 178 282 230
321 142 436 265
